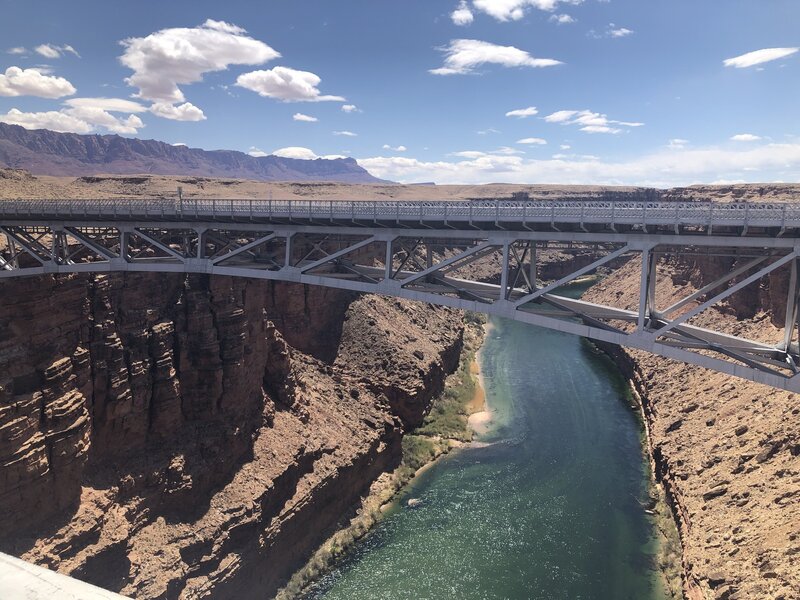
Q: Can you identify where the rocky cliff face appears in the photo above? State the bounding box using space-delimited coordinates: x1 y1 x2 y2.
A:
585 258 800 600
0 123 385 183
0 273 463 598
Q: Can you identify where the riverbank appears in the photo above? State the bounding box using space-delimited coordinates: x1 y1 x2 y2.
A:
584 259 800 599
276 313 488 599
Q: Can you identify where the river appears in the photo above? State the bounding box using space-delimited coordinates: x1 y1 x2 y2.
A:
305 314 669 599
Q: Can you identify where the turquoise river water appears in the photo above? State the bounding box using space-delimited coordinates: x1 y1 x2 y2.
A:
305 315 669 600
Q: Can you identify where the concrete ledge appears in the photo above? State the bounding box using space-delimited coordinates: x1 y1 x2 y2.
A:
0 552 128 599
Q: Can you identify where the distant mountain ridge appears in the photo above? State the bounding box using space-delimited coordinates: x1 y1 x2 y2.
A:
0 123 386 183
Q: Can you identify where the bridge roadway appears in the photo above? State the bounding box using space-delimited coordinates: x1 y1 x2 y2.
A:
2 197 800 392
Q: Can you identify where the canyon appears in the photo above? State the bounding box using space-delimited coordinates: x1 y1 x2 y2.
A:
1 171 799 599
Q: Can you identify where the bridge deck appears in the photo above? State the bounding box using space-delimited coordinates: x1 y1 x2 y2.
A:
2 198 800 234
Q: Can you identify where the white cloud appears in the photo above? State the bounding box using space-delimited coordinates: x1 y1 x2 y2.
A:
731 133 762 142
451 1 475 25
0 66 76 98
333 130 357 137
34 44 80 59
505 106 538 118
609 27 633 38
472 0 583 22
477 127 500 135
590 23 634 39
667 138 689 149
560 144 571 150
1 96 148 135
0 108 93 133
383 144 407 152
724 47 798 69
120 19 278 104
342 104 360 113
549 14 575 24
271 146 318 159
358 142 800 186
64 97 147 113
543 109 643 134
172 142 187 147
293 112 318 122
249 146 269 157
149 101 206 121
7 47 27 55
517 137 547 144
236 66 344 102
430 39 562 75
63 106 144 134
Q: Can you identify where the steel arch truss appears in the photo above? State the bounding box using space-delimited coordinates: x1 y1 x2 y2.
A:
2 221 800 392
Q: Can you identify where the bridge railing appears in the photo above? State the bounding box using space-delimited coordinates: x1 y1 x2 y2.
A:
2 198 800 228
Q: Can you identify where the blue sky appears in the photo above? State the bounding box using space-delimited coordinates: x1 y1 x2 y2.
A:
0 0 798 186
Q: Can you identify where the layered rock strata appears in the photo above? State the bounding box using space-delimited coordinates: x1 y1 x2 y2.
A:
0 273 463 598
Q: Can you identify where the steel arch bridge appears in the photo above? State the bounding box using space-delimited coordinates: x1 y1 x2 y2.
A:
2 197 800 392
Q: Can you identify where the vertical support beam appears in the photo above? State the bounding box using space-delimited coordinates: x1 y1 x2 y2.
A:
783 257 799 350
426 244 433 269
529 242 537 291
196 230 204 259
284 233 293 269
384 239 394 281
499 242 510 300
647 249 658 315
120 231 131 262
637 246 652 331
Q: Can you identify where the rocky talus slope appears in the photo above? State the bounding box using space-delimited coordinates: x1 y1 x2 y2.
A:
585 257 800 600
0 272 462 598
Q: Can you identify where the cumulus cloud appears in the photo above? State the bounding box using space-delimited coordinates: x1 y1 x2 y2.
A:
35 44 80 59
272 146 318 159
236 66 344 102
472 0 583 22
430 39 562 75
0 66 76 98
517 137 547 144
731 133 762 142
149 102 206 121
342 104 360 113
549 14 575 24
1 96 151 134
724 47 798 68
543 109 643 134
383 144 407 152
451 1 475 25
0 96 150 134
358 142 800 186
668 138 689 149
293 112 318 122
7 47 27 55
506 106 538 118
333 130 357 137
0 108 93 133
248 147 269 157
120 19 278 106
